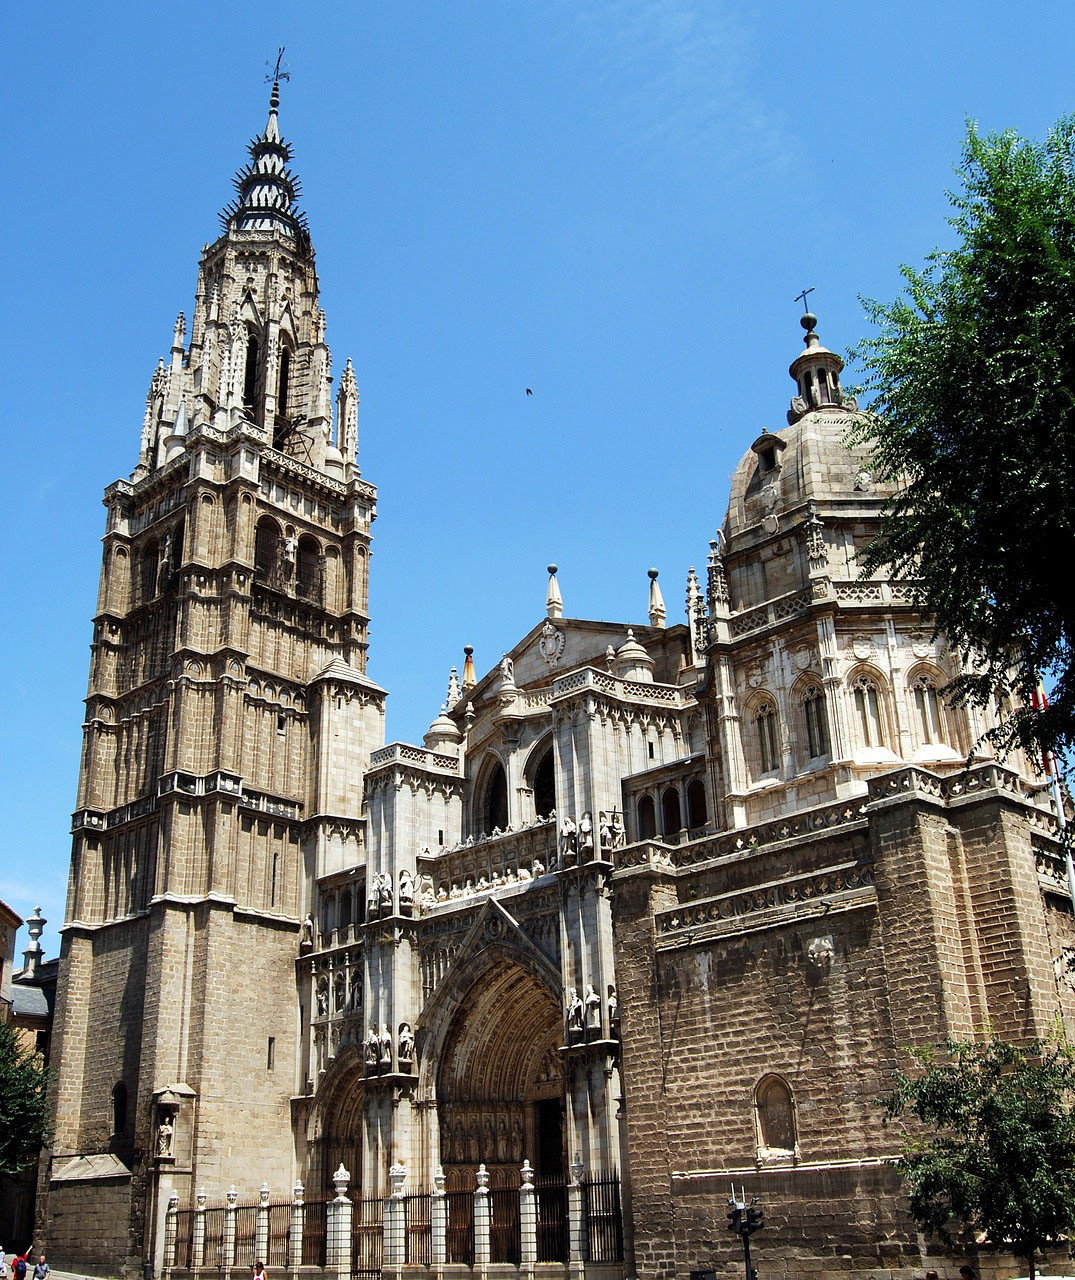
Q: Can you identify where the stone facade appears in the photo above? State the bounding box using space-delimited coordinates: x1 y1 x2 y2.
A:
40 85 1075 1280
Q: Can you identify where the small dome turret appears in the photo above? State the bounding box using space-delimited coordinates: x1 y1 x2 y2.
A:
787 311 852 425
613 629 655 683
425 704 463 754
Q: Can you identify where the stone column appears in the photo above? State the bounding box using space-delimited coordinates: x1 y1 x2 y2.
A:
384 1162 407 1270
519 1160 537 1273
255 1182 270 1265
164 1193 180 1276
327 1164 353 1280
429 1167 447 1270
192 1188 207 1271
473 1163 491 1269
223 1186 238 1274
567 1154 586 1278
289 1181 305 1272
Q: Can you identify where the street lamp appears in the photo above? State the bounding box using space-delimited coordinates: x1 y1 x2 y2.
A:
727 1185 765 1280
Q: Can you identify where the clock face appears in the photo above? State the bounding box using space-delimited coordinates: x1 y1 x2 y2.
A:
273 414 314 463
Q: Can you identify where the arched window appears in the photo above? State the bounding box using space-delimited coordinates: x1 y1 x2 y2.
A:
686 779 707 829
661 788 682 836
296 535 321 603
340 889 352 937
112 1081 128 1136
254 517 282 589
851 675 885 748
755 1075 796 1153
755 702 780 775
912 674 946 745
140 540 158 604
323 893 336 940
801 683 830 760
277 347 291 418
638 795 656 840
481 760 509 834
531 744 555 820
243 332 260 412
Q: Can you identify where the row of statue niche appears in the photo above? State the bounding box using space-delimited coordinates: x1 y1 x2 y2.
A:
364 1022 415 1072
367 869 415 918
559 811 626 861
431 859 547 903
565 983 620 1042
315 970 361 1018
440 1108 525 1166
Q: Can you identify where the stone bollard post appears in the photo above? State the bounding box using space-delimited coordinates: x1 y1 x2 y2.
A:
164 1193 180 1276
519 1160 537 1273
192 1188 207 1272
327 1164 353 1280
223 1186 238 1273
567 1153 586 1275
289 1180 305 1272
254 1182 270 1267
384 1161 407 1270
473 1163 491 1269
429 1166 447 1269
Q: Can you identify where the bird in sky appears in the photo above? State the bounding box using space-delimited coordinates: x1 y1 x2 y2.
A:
526 387 533 396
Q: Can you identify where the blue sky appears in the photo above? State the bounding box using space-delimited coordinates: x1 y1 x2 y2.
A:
3 0 1074 953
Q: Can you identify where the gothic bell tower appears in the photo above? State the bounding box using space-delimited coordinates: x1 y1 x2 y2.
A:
42 75 385 1274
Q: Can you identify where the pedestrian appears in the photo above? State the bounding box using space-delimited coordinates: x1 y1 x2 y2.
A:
0 1247 9 1280
959 1269 976 1280
253 1261 266 1280
13 1250 29 1280
32 1257 49 1280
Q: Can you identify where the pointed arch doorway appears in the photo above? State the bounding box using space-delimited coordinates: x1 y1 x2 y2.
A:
435 960 565 1190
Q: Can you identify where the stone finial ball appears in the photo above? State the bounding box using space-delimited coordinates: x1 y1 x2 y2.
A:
547 563 558 575
801 311 818 332
648 568 659 580
463 645 474 656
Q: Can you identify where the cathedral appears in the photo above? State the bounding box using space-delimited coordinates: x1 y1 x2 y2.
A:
39 82 1075 1280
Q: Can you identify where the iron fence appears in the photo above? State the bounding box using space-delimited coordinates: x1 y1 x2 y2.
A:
585 1174 624 1263
266 1201 291 1268
234 1203 257 1267
302 1197 328 1267
489 1185 521 1264
203 1206 226 1270
536 1180 568 1263
404 1193 432 1266
351 1195 383 1280
445 1188 474 1266
173 1209 194 1270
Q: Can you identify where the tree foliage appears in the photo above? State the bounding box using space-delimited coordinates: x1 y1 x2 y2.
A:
0 1019 51 1177
851 117 1075 767
881 1036 1075 1280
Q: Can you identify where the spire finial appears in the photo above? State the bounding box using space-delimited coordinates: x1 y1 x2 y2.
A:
546 564 563 619
461 645 477 691
266 48 289 111
647 568 666 628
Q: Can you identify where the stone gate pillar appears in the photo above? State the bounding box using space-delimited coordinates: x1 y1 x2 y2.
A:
430 1167 447 1270
223 1186 237 1273
192 1188 207 1271
473 1163 491 1269
327 1164 353 1280
289 1181 305 1272
519 1160 537 1273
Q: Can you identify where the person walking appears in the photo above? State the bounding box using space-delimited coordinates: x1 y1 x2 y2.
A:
32 1256 49 1280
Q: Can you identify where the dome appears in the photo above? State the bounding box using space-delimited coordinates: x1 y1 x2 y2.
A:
613 629 655 682
425 704 463 754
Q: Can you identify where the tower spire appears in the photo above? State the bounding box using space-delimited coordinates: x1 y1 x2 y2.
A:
220 55 308 246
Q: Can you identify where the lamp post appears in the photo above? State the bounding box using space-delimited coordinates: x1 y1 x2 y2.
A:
727 1186 764 1280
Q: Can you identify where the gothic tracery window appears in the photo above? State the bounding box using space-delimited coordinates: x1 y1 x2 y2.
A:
254 517 282 589
851 675 885 748
912 674 947 746
754 701 780 775
802 683 830 760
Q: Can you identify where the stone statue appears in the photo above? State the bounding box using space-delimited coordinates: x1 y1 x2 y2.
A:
334 972 345 1011
499 654 515 683
531 858 545 877
398 1022 415 1065
420 875 437 909
378 1023 393 1068
610 811 626 849
599 815 612 851
566 987 584 1039
559 816 577 860
316 983 328 1018
283 534 297 567
364 1025 379 1068
398 868 414 908
300 913 314 948
156 1113 175 1158
377 872 393 913
584 983 602 1031
607 985 620 1038
579 811 594 857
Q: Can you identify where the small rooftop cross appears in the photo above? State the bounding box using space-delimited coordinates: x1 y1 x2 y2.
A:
794 286 815 313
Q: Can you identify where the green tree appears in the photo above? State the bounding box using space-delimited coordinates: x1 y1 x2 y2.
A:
0 1020 51 1176
851 117 1075 767
881 1036 1075 1280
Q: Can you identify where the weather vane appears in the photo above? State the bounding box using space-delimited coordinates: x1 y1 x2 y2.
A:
266 47 290 87
794 286 815 314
